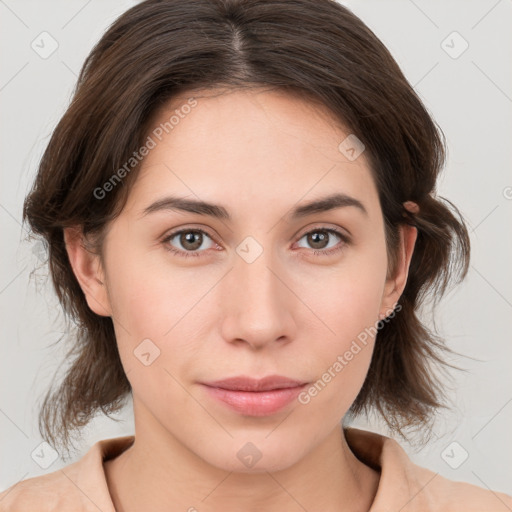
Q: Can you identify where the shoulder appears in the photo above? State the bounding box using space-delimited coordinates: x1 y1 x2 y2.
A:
0 470 82 512
344 427 512 511
0 436 133 512
409 462 512 511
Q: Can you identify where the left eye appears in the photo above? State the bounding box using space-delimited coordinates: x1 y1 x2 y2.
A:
295 228 347 256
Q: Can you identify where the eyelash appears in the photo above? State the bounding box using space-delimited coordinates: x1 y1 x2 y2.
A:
161 227 350 259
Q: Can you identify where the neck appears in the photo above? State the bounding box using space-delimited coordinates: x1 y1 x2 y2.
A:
105 411 379 512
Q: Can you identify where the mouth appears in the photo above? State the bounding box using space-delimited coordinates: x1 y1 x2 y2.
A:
200 375 309 416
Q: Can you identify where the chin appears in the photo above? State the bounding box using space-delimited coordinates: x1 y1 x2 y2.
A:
198 435 307 474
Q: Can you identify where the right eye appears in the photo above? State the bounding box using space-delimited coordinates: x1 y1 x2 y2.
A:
161 228 218 258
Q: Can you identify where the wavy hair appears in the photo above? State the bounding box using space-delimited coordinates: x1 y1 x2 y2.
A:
23 0 470 457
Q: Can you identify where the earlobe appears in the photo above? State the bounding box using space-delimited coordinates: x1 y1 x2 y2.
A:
380 224 418 317
63 226 112 317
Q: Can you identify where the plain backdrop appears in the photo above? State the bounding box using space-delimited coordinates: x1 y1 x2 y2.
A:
1 0 511 497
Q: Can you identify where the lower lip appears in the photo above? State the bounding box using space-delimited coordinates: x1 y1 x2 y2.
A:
201 384 308 416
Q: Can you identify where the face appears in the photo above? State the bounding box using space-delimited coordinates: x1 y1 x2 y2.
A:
67 87 415 473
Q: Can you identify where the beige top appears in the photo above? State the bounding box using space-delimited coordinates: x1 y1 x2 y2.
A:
1 427 511 511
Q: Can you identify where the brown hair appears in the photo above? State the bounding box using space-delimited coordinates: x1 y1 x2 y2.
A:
23 0 470 457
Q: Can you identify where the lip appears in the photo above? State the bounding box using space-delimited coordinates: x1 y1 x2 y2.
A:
203 375 307 392
201 375 309 416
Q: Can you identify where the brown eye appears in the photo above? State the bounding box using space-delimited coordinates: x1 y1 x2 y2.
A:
162 229 215 258
296 228 348 256
305 230 331 250
178 231 204 251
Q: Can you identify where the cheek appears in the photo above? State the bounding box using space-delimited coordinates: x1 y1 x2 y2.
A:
104 243 200 335
297 236 388 340
103 248 221 378
103 258 204 415
292 240 388 408
294 282 380 419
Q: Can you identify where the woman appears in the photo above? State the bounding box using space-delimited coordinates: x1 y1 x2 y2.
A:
1 0 510 510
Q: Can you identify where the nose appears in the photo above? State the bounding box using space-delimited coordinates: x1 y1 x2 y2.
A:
219 248 297 351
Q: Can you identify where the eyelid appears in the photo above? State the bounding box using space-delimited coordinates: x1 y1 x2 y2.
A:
162 224 218 242
161 225 221 253
161 223 351 258
294 222 351 241
292 225 350 257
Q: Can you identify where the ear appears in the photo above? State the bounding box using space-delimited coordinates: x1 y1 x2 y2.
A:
63 226 112 317
379 223 417 319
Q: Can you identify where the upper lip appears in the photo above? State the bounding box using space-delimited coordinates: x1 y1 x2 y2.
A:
202 375 308 392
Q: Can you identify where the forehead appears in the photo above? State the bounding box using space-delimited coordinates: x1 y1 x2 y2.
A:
123 88 381 222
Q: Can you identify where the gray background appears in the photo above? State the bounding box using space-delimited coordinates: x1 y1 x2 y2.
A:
1 0 511 497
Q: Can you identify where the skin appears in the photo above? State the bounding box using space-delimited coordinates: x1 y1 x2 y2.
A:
64 87 417 512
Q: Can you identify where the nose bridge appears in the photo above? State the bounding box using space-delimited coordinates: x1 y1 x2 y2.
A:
220 238 295 347
232 241 284 312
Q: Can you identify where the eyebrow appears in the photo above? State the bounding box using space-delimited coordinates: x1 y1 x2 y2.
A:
141 192 368 221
